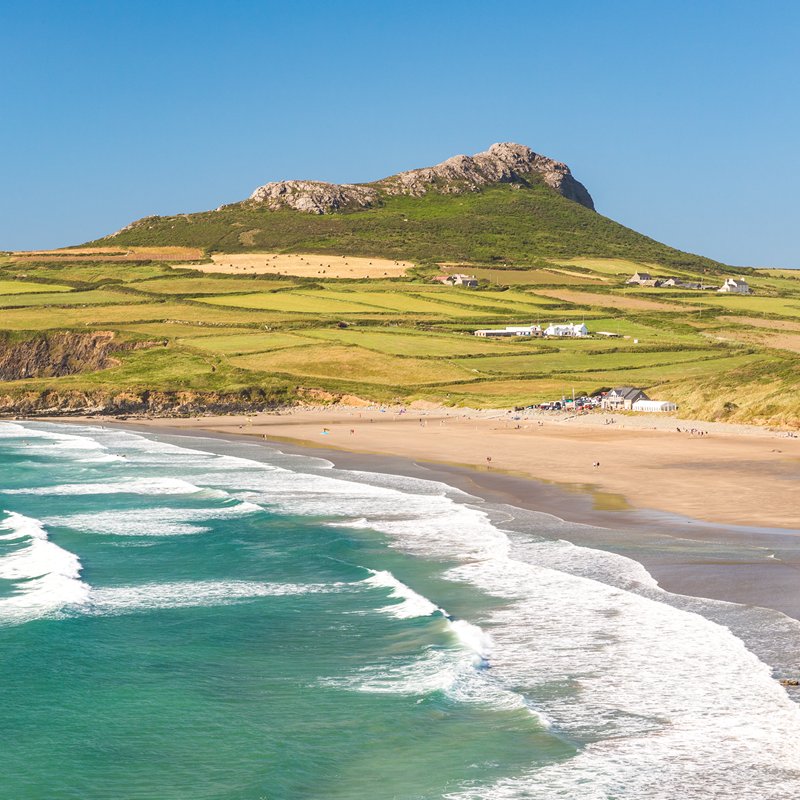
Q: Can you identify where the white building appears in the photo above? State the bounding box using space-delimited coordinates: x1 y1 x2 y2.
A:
435 273 479 287
632 399 678 413
543 322 589 338
474 324 542 338
718 278 752 294
601 387 649 410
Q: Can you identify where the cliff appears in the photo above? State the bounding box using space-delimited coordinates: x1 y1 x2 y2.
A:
0 332 121 381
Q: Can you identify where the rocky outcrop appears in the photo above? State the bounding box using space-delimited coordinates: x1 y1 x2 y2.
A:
0 387 293 417
247 142 594 214
249 180 378 213
378 143 594 209
0 332 121 381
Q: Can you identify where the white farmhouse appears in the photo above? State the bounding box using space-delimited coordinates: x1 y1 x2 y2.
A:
474 324 542 338
718 278 752 294
543 322 589 338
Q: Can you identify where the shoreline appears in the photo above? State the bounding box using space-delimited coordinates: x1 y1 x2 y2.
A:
42 404 799 527
36 412 800 623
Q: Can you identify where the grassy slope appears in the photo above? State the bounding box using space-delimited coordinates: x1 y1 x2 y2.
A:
0 247 797 425
94 185 724 273
2 180 797 425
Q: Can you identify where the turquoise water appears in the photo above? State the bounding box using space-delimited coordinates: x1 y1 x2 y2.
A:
1 421 800 799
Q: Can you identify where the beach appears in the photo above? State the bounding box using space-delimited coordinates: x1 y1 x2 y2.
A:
4 416 800 797
53 406 800 620
87 405 800 528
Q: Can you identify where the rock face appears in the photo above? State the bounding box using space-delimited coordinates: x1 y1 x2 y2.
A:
248 143 594 214
249 180 378 214
379 143 594 209
0 332 119 380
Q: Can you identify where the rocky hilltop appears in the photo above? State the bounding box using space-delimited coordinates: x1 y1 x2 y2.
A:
249 180 379 214
247 143 594 214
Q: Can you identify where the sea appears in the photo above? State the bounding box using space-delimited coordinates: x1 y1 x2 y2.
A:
1 420 800 799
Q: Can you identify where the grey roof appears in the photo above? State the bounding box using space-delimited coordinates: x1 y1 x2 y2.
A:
611 386 650 401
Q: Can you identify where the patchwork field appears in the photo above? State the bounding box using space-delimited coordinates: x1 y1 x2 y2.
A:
438 265 609 286
129 276 297 295
0 289 148 309
183 252 413 279
11 246 204 262
536 288 697 313
229 345 476 386
0 279 73 294
0 248 797 425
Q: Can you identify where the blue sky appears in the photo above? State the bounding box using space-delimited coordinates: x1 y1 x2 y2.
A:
1 0 798 267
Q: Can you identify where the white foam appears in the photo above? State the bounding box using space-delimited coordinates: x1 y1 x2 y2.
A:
46 501 263 537
0 511 90 625
449 618 492 665
10 421 800 796
4 477 227 497
362 569 442 619
77 580 339 616
0 423 113 463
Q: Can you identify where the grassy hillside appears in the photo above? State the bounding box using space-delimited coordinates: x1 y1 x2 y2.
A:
0 248 798 427
93 185 724 273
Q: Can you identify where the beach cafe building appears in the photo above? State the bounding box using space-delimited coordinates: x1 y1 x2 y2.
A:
601 387 650 410
602 387 677 412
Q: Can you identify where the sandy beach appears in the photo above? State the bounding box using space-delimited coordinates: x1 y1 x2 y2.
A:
91 406 800 529
41 406 800 619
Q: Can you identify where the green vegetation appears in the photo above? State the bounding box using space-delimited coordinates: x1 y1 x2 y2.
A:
92 185 723 273
0 289 149 309
3 175 799 425
0 247 797 425
0 279 74 294
129 276 297 295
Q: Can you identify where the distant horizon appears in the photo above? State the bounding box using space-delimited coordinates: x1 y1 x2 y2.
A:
1 1 798 268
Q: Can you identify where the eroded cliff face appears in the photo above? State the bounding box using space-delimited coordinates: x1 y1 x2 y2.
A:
0 332 121 381
246 142 594 214
0 333 297 416
0 388 293 417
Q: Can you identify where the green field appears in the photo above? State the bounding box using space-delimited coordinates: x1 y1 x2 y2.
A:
299 328 529 357
1 239 798 425
0 279 74 294
14 262 174 284
181 331 317 354
0 289 148 309
230 345 476 386
130 276 296 295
